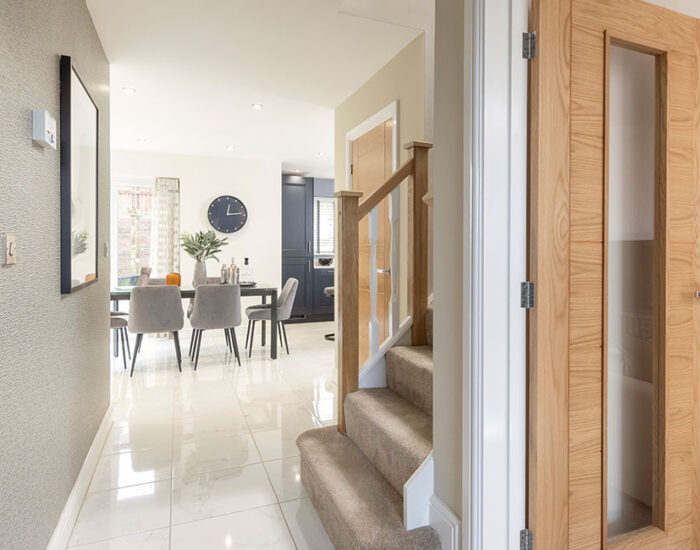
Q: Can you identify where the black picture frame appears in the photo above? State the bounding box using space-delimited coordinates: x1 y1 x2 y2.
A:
60 55 99 294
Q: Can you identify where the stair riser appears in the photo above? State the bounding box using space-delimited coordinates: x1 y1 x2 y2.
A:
386 349 433 416
345 393 431 495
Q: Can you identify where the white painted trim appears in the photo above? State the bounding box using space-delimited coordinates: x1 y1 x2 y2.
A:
345 100 399 189
404 451 434 529
463 0 529 549
430 495 461 550
47 405 113 550
359 316 412 388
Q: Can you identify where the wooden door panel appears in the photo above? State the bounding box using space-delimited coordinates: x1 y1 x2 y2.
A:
531 0 700 549
352 120 393 366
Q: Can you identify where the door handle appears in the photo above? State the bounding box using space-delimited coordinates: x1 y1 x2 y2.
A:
307 242 312 253
308 261 312 273
377 268 391 275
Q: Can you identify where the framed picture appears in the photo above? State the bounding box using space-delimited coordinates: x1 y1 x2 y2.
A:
60 55 99 294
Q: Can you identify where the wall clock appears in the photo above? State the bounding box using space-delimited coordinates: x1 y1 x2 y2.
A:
207 195 248 233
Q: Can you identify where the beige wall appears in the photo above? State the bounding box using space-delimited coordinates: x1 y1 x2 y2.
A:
432 0 466 518
0 1 111 547
334 33 426 320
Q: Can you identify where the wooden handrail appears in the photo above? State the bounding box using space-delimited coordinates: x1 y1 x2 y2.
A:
357 158 414 219
335 141 432 434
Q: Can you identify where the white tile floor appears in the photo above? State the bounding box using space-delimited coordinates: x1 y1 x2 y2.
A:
67 321 337 549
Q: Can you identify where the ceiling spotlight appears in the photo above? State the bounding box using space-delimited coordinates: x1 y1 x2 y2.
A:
317 152 325 157
137 137 148 143
251 103 263 111
226 145 235 151
294 169 301 173
122 87 137 95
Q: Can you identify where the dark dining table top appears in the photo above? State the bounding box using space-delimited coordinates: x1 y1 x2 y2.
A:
110 283 278 301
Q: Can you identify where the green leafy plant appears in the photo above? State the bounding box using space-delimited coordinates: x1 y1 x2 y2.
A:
180 230 228 262
71 230 88 258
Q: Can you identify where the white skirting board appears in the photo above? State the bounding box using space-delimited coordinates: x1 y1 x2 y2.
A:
404 452 434 529
359 316 413 389
46 405 113 550
429 495 461 550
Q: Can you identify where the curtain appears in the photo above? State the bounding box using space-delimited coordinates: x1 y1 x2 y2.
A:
150 177 181 277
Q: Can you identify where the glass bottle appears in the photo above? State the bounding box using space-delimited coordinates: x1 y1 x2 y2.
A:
228 257 238 285
240 257 253 285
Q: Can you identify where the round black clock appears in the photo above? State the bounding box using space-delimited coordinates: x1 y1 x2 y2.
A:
207 195 248 233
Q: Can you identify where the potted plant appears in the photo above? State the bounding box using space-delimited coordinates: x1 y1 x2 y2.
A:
180 230 228 286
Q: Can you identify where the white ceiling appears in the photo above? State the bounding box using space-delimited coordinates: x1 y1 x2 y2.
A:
86 0 422 178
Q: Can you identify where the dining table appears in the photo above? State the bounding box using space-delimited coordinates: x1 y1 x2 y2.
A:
110 283 279 359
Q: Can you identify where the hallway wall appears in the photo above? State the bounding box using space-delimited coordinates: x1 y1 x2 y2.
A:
0 1 110 548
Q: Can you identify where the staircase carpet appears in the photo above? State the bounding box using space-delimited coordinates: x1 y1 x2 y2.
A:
345 388 432 494
297 426 441 550
386 345 433 416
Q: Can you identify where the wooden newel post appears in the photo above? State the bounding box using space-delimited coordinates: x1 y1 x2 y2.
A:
334 190 363 434
405 141 433 346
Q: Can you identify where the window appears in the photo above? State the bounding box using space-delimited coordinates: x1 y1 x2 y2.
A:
114 180 154 286
315 197 335 255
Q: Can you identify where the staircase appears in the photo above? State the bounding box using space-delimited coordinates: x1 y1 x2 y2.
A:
297 307 440 550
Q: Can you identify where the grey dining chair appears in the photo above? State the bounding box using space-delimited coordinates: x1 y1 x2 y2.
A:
111 315 130 370
189 284 242 369
128 285 184 377
245 278 298 357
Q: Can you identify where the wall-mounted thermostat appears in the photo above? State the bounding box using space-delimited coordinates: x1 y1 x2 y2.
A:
32 109 57 149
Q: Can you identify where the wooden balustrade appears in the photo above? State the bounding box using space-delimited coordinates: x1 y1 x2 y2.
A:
335 141 432 434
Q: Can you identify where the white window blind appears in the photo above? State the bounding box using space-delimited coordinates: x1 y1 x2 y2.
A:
315 197 335 255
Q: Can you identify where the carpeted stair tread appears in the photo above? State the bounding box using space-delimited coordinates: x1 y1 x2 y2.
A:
386 345 433 415
345 388 432 494
297 427 442 550
426 305 433 347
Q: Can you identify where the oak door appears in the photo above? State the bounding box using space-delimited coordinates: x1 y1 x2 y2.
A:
351 120 393 366
528 0 700 549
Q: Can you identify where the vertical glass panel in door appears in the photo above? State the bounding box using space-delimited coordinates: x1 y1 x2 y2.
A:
607 44 659 539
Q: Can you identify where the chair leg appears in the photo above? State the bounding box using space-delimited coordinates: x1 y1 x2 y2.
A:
230 328 241 366
119 329 127 370
189 330 195 357
194 330 203 370
130 334 143 377
173 331 182 372
281 322 290 354
124 329 131 359
190 330 199 360
248 321 256 358
114 329 120 358
245 320 252 349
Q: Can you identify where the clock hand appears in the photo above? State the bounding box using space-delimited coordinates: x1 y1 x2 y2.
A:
225 205 243 216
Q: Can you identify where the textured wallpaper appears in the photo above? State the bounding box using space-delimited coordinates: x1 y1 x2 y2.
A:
0 1 111 548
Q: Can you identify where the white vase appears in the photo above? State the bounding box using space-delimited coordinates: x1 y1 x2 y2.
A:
193 260 207 287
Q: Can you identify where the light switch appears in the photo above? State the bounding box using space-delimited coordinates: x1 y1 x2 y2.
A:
2 233 16 266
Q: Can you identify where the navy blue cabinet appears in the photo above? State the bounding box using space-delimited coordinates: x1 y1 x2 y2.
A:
282 175 334 321
282 176 314 317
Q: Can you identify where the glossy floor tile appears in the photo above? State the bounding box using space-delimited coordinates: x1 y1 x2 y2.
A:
67 322 336 549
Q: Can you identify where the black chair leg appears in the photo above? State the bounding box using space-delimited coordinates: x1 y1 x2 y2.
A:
173 331 182 372
248 321 256 358
124 329 131 359
189 330 195 357
281 322 290 354
194 330 203 370
230 328 241 366
130 334 143 377
119 329 127 370
245 320 252 349
225 328 233 353
114 329 120 358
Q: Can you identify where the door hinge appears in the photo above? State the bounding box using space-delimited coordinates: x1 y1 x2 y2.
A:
520 528 533 550
522 31 536 60
520 281 535 309
350 163 354 175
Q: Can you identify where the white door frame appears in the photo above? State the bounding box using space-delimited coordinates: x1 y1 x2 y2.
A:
463 0 528 549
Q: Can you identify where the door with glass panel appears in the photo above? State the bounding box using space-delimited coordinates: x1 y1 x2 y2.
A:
528 0 700 549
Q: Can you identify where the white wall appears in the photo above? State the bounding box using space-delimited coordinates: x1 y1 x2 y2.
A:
111 150 282 308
